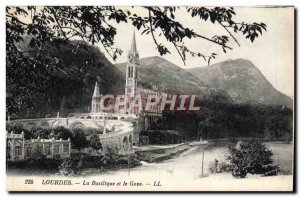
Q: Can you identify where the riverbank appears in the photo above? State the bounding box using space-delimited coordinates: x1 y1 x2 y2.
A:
135 143 193 162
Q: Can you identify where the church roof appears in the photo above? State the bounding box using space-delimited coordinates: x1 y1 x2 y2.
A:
93 81 102 98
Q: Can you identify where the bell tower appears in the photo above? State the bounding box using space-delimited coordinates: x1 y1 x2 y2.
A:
125 31 139 98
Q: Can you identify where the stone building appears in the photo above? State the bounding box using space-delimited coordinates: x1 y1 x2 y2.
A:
6 131 71 161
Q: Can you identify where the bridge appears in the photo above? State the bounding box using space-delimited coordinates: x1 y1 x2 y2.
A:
9 113 137 155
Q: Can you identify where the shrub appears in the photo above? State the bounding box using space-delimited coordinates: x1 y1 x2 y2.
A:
218 161 232 173
58 157 83 176
209 160 232 174
59 159 75 176
227 140 279 178
100 148 120 167
71 129 89 151
89 134 102 151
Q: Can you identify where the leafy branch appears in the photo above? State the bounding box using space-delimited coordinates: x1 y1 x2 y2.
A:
6 6 267 113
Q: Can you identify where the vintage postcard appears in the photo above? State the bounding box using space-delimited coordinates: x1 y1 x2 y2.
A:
6 6 294 192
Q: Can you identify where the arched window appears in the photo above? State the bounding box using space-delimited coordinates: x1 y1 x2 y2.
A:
131 66 134 78
45 146 51 155
128 66 131 78
130 66 133 78
15 146 21 156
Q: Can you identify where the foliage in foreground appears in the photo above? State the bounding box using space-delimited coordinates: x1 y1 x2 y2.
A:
7 6 267 114
58 149 141 176
227 140 279 178
7 148 141 176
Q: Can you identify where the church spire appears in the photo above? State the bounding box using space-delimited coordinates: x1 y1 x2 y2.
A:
130 31 138 55
92 81 101 98
91 81 102 113
128 31 139 62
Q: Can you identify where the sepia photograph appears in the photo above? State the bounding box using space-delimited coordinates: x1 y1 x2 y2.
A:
5 5 294 192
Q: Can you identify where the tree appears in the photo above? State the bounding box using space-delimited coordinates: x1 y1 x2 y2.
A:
31 127 51 139
89 134 102 151
265 114 293 142
227 140 279 178
6 6 267 114
53 126 72 140
6 122 34 139
71 129 89 151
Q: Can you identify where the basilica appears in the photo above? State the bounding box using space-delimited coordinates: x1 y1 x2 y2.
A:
91 31 168 117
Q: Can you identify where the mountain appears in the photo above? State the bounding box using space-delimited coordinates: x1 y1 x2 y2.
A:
11 40 126 118
115 56 212 96
186 59 293 107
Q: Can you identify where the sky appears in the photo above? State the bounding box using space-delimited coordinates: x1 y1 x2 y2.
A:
13 6 294 98
99 7 294 98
